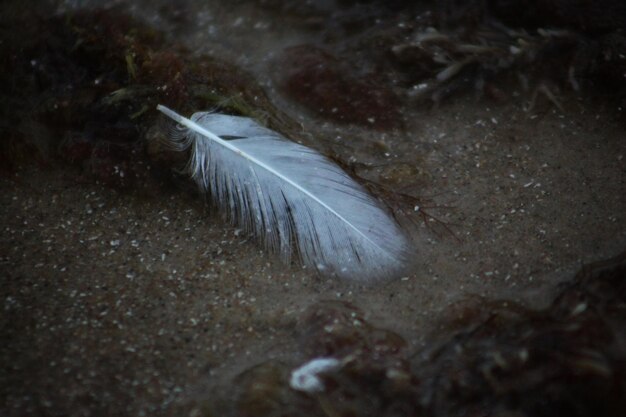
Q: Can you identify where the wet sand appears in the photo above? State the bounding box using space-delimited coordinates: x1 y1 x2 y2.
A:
1 1 625 416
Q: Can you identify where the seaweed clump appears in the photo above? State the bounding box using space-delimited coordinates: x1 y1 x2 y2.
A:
0 4 288 187
205 253 626 417
390 1 626 110
416 253 626 417
277 45 403 130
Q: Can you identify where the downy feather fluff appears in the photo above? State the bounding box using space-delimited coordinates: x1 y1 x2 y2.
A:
156 105 410 281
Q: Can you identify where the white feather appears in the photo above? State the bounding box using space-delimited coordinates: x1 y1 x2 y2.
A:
290 357 341 392
156 105 410 281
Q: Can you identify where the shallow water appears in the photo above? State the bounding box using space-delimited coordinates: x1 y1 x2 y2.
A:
1 1 625 415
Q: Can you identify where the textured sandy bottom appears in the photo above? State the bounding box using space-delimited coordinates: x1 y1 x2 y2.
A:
1 1 625 416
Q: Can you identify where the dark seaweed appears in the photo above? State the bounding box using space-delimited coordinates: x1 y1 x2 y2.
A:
215 253 626 417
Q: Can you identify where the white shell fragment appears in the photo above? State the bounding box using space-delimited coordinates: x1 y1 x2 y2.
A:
289 357 341 393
